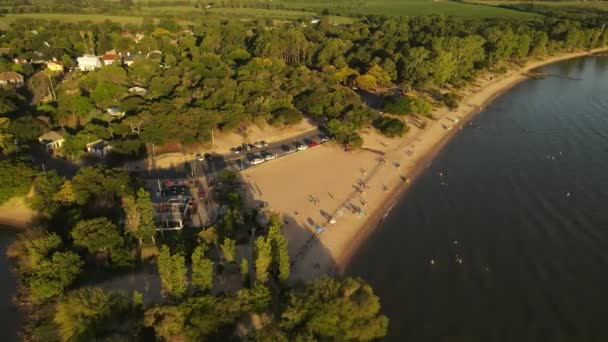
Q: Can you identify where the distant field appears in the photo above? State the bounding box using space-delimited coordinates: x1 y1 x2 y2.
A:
276 0 539 18
205 7 357 23
0 13 145 25
464 0 608 10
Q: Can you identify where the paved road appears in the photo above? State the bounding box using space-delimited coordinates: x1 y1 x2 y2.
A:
195 129 327 183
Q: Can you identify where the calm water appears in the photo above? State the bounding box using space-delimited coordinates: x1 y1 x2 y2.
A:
347 56 608 342
0 228 20 342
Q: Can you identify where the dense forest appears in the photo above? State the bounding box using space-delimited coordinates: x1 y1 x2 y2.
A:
1 3 608 340
1 13 607 159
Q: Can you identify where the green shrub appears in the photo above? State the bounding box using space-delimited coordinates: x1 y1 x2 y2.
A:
373 117 408 137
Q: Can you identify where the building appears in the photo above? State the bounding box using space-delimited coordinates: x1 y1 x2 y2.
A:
0 71 24 87
123 53 144 67
128 86 148 96
102 50 120 66
106 106 125 118
77 55 102 71
38 131 65 151
86 139 113 157
46 60 64 72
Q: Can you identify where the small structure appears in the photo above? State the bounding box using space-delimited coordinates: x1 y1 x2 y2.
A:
85 139 113 157
46 60 64 72
128 86 148 96
310 18 321 24
77 54 102 71
121 32 136 41
123 53 144 67
102 50 120 66
106 106 125 118
38 131 65 151
0 47 11 55
0 71 24 87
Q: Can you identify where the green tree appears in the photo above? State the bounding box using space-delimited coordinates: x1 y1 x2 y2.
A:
254 236 272 284
191 246 214 292
24 233 62 268
29 251 83 302
123 188 156 244
281 277 389 340
30 171 65 215
54 287 135 342
267 214 290 282
373 116 407 137
71 217 123 254
0 160 36 204
220 238 236 264
354 74 377 91
0 117 13 153
157 245 188 298
240 258 249 284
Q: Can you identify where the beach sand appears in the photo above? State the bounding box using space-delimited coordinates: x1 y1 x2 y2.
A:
242 48 608 282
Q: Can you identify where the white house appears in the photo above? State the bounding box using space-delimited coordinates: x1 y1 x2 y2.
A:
77 54 102 71
38 131 65 151
106 106 125 118
86 139 113 157
128 86 148 96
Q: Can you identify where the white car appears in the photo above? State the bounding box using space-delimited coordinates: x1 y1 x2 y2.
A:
261 140 269 147
297 144 308 151
251 158 265 165
195 153 204 161
264 153 277 161
253 141 263 148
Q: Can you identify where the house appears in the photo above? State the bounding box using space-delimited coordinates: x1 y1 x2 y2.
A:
106 106 125 118
102 50 120 66
0 71 24 87
86 139 113 157
38 131 65 151
46 60 64 72
77 54 102 71
128 86 148 96
123 53 144 67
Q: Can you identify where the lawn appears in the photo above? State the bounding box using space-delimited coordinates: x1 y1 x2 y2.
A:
205 7 357 23
464 0 608 10
276 0 539 18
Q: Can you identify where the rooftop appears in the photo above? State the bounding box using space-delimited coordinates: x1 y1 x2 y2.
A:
39 131 64 142
0 71 24 82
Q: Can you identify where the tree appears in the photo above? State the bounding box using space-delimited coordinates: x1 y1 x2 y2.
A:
30 171 65 214
382 95 432 116
373 116 407 137
71 217 123 254
269 107 303 127
24 233 62 268
240 258 249 284
191 246 214 292
157 245 188 298
54 288 135 342
0 160 36 204
198 227 219 246
54 181 76 204
354 74 377 91
254 236 272 284
0 117 13 153
267 214 290 282
29 251 83 302
123 188 156 244
220 238 236 264
280 277 389 340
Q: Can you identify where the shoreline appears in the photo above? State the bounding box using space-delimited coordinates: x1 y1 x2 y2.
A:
333 47 608 274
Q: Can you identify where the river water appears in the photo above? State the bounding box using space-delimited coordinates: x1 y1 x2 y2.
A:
0 228 20 342
347 56 608 341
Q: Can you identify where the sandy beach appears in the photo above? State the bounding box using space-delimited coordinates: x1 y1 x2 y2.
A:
241 48 608 282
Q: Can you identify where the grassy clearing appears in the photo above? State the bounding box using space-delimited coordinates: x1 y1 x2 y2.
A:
206 7 316 17
277 0 539 18
0 13 145 25
464 0 608 10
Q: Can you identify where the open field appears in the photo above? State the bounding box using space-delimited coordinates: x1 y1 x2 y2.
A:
206 7 316 18
464 0 608 10
0 13 146 25
277 0 539 18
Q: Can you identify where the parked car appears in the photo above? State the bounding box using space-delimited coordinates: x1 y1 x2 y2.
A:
243 143 251 152
254 141 263 148
195 153 204 161
296 143 308 151
251 157 265 165
320 135 329 142
264 153 277 161
307 140 318 148
261 140 269 147
232 147 241 154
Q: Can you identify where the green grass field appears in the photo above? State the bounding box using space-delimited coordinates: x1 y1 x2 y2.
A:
0 13 145 25
276 0 539 18
464 0 608 10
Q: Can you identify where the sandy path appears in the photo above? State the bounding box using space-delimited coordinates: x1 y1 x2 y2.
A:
242 48 608 282
0 197 36 229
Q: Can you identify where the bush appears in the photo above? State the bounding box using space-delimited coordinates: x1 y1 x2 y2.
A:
382 95 432 116
442 92 461 110
0 160 36 204
269 108 303 127
373 117 407 137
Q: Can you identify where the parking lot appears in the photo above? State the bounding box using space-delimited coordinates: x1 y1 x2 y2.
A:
195 129 328 183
